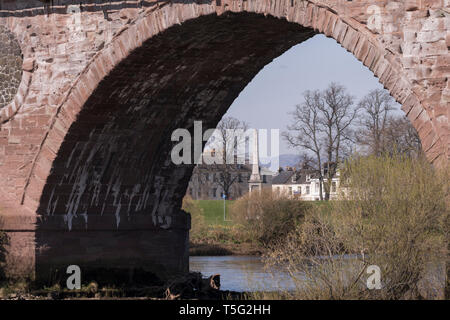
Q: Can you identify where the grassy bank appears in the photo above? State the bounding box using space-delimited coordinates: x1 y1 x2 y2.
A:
193 200 234 226
183 193 313 256
183 198 262 256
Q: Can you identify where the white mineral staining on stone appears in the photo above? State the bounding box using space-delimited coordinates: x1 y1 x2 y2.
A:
127 184 141 217
111 177 123 229
80 211 88 229
62 131 103 229
160 216 172 229
135 184 151 212
46 188 58 216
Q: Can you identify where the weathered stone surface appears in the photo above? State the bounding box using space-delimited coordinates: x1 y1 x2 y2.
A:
0 0 448 281
0 24 22 110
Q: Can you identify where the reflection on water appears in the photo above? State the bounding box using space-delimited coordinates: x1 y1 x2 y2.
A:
190 255 446 297
189 255 300 292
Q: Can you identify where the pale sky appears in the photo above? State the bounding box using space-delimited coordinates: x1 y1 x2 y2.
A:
224 34 401 155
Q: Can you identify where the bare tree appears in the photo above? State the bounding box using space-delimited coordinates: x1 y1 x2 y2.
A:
357 89 422 157
356 89 394 155
283 83 358 201
383 116 423 157
201 117 249 199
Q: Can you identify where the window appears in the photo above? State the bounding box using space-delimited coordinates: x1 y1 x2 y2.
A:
263 175 267 183
238 173 242 182
315 182 319 192
306 186 310 194
332 181 337 193
205 173 209 181
288 187 292 194
297 187 301 195
213 188 217 197
276 187 280 194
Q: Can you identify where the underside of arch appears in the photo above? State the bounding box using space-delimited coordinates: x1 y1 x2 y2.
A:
37 12 314 223
28 12 316 282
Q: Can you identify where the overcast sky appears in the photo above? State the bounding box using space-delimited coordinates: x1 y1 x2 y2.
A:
224 34 401 155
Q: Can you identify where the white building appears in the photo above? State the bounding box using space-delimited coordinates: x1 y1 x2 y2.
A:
245 127 341 201
271 166 340 201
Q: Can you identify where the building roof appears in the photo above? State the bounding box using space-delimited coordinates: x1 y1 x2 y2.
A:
272 171 294 184
272 168 317 185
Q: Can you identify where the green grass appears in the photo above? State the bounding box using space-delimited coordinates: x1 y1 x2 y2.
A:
194 200 235 226
193 199 334 226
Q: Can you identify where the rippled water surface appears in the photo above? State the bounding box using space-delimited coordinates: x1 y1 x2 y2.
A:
189 256 299 292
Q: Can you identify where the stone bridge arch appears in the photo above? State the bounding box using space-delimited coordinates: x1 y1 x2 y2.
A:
0 0 448 282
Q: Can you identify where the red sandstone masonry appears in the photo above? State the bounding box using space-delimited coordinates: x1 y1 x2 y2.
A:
0 0 447 280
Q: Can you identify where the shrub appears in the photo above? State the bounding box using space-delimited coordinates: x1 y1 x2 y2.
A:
230 189 312 247
263 154 449 299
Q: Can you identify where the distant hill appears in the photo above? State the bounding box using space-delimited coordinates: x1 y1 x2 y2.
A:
260 154 301 169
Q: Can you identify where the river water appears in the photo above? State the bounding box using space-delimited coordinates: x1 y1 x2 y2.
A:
189 255 299 292
190 255 446 297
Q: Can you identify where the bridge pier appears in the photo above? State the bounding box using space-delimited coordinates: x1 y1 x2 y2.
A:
2 208 190 285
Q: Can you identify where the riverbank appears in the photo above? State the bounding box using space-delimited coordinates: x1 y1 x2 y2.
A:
184 198 271 257
190 242 262 256
0 272 246 300
184 196 314 259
